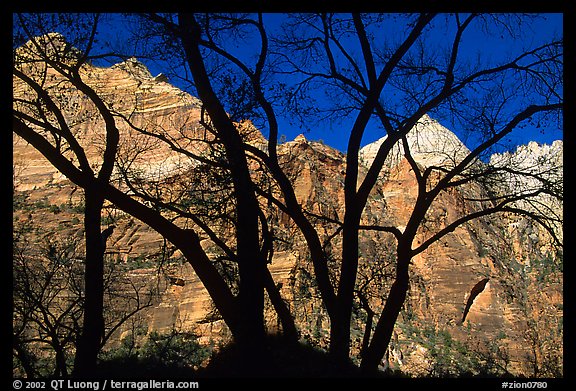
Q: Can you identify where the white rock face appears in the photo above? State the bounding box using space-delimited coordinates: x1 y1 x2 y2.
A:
489 140 563 244
111 57 154 81
489 140 563 171
359 114 470 169
489 139 563 198
358 113 563 247
14 32 83 63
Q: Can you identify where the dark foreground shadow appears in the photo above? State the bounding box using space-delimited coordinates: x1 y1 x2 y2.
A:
197 336 363 378
96 335 385 378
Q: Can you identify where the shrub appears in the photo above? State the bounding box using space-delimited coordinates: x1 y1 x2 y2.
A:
98 330 212 377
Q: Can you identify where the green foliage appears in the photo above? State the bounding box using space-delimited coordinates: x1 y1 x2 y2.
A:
13 193 30 211
297 268 315 299
141 331 211 367
100 215 115 226
12 193 85 216
124 254 155 270
68 202 85 214
24 198 52 211
49 204 62 214
399 322 511 377
477 245 488 258
99 330 212 377
528 253 562 284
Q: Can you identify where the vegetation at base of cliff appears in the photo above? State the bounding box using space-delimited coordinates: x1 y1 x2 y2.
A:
96 333 392 378
97 330 212 378
398 322 512 377
198 335 365 377
96 333 521 378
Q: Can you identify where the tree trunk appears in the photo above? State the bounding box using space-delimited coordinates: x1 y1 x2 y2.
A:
235 256 266 351
263 269 298 342
360 246 411 373
72 191 105 376
360 278 408 373
178 13 268 351
359 293 375 360
329 212 360 365
13 337 37 378
53 341 68 377
328 308 349 365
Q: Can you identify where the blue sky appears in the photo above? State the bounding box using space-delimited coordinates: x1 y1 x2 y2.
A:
261 13 563 153
84 13 564 154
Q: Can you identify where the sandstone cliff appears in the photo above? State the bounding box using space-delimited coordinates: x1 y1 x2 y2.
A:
13 37 562 377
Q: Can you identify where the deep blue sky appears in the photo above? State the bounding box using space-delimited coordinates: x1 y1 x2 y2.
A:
258 13 563 153
89 13 563 154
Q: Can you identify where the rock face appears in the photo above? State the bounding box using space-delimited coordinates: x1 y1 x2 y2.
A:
359 114 471 169
357 128 562 376
489 140 563 246
13 36 562 377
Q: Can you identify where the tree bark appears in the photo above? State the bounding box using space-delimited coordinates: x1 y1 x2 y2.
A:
358 293 375 360
53 338 68 377
360 245 411 373
72 190 105 376
178 13 268 350
263 269 298 342
329 218 360 364
360 278 408 373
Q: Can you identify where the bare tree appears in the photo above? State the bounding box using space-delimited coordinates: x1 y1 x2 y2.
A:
13 13 297 374
13 225 84 377
143 13 561 372
270 13 562 371
13 14 124 374
14 12 562 375
12 214 158 377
